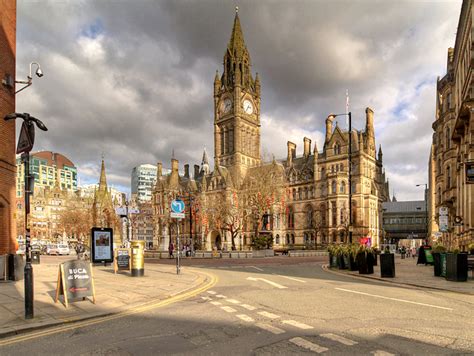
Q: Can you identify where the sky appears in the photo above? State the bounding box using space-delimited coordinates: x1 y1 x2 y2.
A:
16 0 462 200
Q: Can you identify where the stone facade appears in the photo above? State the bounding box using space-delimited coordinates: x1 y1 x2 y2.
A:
0 0 17 254
152 10 389 251
430 0 474 250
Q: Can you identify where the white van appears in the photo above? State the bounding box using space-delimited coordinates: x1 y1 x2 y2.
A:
57 244 70 255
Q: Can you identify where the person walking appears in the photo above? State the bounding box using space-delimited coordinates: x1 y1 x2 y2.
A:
169 242 174 259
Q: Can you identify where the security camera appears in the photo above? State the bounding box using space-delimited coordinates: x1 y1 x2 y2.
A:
35 67 43 78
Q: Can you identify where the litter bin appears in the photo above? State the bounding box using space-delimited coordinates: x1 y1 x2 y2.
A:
31 250 41 264
8 254 25 281
130 240 145 277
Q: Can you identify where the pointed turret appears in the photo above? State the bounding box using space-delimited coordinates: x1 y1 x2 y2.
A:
228 7 248 58
378 145 383 162
214 70 221 96
255 72 260 95
98 159 108 192
201 148 210 175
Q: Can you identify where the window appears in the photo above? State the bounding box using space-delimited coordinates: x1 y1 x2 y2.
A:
340 181 346 193
446 166 451 189
275 234 280 244
446 126 451 149
287 206 294 228
334 143 341 155
332 203 337 226
306 205 313 228
332 181 337 194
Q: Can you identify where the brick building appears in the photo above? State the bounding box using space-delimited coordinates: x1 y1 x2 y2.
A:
0 0 17 254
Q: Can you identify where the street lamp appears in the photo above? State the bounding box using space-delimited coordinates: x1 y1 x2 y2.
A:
416 183 428 244
331 112 353 243
4 112 47 320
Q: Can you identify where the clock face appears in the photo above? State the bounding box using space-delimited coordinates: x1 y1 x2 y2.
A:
243 99 253 114
221 98 232 114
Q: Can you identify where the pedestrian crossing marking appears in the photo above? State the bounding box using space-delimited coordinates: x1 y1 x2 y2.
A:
236 314 254 322
282 320 313 330
290 337 328 353
216 294 227 298
221 306 236 313
371 351 395 356
255 323 285 335
258 311 280 319
201 296 212 301
226 299 240 304
207 291 217 295
321 333 357 346
210 301 222 306
241 304 256 311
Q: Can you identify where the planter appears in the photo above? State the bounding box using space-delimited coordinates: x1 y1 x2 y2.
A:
433 252 441 276
440 253 447 277
357 252 374 274
329 254 338 268
337 255 347 269
349 255 359 271
445 253 468 282
380 253 395 278
373 252 378 266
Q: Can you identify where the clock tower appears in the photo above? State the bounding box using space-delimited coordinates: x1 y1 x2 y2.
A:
214 7 261 186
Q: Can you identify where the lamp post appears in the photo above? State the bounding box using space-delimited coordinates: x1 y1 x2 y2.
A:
332 112 353 243
416 183 428 244
4 113 47 320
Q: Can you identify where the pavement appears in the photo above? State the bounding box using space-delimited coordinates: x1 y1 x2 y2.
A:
0 255 209 339
324 253 474 295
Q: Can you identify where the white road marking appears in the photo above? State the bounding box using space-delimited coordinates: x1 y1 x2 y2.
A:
290 337 328 353
273 274 306 283
249 266 264 271
257 311 280 319
236 314 254 322
201 296 212 301
247 276 288 289
226 299 241 304
210 301 222 306
241 304 256 311
282 320 314 330
216 294 227 298
335 288 454 311
221 306 237 313
255 323 285 335
371 351 395 356
321 333 357 346
207 291 217 295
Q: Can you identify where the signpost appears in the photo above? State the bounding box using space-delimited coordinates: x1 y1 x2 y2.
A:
55 260 96 308
171 199 185 275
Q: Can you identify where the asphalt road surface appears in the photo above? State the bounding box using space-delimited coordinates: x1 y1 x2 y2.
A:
1 257 473 355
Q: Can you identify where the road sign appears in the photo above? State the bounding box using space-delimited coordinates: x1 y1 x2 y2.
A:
129 208 140 214
115 207 127 216
16 122 34 154
439 206 448 216
171 199 185 219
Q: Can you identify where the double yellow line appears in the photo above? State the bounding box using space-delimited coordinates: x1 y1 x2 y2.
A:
0 270 218 346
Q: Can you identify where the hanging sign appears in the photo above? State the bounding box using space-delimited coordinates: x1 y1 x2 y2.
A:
16 121 34 154
55 260 96 308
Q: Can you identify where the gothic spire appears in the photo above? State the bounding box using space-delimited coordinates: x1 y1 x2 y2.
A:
228 8 248 58
98 159 108 192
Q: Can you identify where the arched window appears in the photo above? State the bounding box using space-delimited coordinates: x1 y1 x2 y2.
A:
340 181 346 193
275 234 280 245
287 206 294 228
304 232 308 245
446 165 451 189
446 126 450 149
332 181 337 194
305 205 313 228
292 189 296 200
339 231 345 243
437 159 442 174
332 232 337 243
332 203 337 226
438 186 442 204
291 234 295 244
286 234 290 244
334 142 340 155
320 203 326 226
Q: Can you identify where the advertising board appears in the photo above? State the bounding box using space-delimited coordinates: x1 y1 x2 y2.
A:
91 227 114 264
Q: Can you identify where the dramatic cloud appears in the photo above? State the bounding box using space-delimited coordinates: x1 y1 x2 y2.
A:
16 0 461 200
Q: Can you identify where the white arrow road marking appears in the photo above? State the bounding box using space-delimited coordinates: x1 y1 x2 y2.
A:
216 294 227 298
221 306 237 313
335 288 454 311
273 274 306 283
371 351 395 356
236 314 254 322
255 323 285 335
257 311 280 319
321 333 357 346
247 276 288 289
290 337 328 353
210 301 222 306
207 291 217 295
226 299 241 304
282 320 314 330
241 304 256 311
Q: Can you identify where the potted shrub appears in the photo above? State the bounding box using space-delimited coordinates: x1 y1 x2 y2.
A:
327 245 338 268
468 243 474 255
335 245 348 270
380 248 395 278
348 244 359 271
445 249 468 282
370 246 379 266
432 243 447 277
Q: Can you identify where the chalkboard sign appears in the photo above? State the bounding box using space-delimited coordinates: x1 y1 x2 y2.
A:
114 248 131 274
55 260 96 308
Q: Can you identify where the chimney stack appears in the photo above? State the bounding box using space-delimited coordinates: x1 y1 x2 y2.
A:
303 137 311 158
287 141 296 165
171 158 179 173
325 114 335 144
157 162 162 178
184 164 189 178
194 164 200 179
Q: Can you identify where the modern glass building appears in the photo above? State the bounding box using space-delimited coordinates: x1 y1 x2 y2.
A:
131 164 161 203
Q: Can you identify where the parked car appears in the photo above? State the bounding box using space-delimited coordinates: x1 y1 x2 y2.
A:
46 244 59 255
57 244 70 255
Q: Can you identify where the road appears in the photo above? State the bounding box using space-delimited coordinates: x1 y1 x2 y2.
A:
1 256 473 355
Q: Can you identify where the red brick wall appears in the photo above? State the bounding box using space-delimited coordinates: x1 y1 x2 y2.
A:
0 0 17 254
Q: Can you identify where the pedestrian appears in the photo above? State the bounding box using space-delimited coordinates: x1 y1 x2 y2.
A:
169 242 174 259
412 247 417 258
401 246 406 259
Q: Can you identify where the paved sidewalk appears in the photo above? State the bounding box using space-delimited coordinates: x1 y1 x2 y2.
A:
0 258 206 338
326 255 474 295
